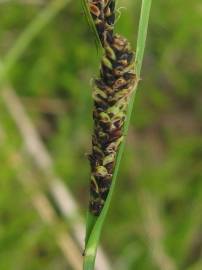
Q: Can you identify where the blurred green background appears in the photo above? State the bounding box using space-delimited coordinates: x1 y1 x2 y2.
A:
0 0 202 269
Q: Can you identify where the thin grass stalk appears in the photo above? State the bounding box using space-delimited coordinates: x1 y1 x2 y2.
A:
84 0 152 269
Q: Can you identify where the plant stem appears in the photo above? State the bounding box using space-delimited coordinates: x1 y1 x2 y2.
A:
84 0 152 269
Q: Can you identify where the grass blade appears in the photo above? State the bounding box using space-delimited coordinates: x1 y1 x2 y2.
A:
83 0 152 269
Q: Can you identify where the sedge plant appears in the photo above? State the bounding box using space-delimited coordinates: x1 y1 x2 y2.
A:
83 0 152 269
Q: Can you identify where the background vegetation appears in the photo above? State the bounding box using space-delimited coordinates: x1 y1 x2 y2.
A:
0 0 202 269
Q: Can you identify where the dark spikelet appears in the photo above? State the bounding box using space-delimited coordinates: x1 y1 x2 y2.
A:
88 0 115 45
87 0 137 216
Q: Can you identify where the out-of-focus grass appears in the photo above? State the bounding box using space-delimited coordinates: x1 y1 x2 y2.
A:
0 0 202 269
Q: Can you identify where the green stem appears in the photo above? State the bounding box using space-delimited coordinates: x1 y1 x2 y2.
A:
0 0 71 85
84 0 152 269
